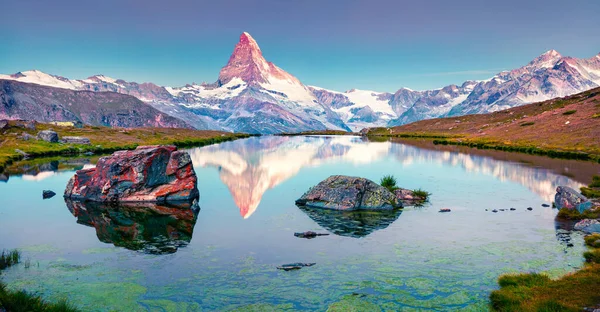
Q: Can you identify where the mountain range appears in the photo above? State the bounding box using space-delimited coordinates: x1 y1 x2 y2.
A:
1 32 599 133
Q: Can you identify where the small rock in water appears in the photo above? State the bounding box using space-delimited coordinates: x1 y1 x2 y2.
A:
499 209 505 211
510 208 516 211
439 208 451 213
42 190 56 199
294 231 329 239
492 209 498 213
527 207 533 211
277 263 316 271
485 209 488 211
542 204 550 207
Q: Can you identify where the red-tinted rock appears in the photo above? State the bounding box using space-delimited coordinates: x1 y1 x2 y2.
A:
64 145 198 202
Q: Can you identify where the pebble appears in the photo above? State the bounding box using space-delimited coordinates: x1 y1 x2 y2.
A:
492 209 498 213
541 204 550 207
527 207 533 211
510 208 516 211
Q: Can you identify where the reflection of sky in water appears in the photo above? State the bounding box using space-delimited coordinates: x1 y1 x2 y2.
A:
0 136 596 311
188 136 584 219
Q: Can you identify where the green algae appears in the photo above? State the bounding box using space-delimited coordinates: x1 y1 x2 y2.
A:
226 303 295 311
20 244 60 253
82 247 119 255
326 296 381 312
140 299 202 312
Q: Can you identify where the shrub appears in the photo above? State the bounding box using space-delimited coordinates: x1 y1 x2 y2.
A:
590 175 600 188
583 249 600 264
379 175 398 192
562 110 577 115
0 249 20 270
412 188 431 200
580 187 600 198
592 113 600 119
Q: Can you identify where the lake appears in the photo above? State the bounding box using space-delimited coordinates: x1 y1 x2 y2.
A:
1 135 598 311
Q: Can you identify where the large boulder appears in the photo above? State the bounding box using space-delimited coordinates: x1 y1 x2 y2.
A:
64 145 198 202
295 175 401 210
37 130 59 143
555 186 593 213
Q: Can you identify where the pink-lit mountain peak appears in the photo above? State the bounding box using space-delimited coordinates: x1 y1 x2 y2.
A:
527 49 563 68
218 32 300 86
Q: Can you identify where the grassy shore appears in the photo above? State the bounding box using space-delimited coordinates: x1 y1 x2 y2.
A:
365 87 600 162
0 121 250 173
489 238 600 311
0 250 79 312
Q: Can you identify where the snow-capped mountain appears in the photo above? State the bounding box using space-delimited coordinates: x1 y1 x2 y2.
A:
2 32 599 132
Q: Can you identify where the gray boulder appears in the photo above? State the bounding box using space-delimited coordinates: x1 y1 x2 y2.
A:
37 130 59 143
295 175 401 210
20 132 35 141
555 186 593 213
0 120 8 130
61 136 91 145
574 219 600 233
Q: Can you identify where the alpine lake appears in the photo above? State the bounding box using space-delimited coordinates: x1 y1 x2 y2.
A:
1 135 599 311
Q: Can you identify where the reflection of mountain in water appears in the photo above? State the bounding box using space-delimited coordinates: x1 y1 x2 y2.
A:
5 158 93 181
297 206 402 238
387 144 585 202
187 136 391 218
66 200 200 254
187 135 590 219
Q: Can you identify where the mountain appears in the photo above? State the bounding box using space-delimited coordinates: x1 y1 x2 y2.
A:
444 50 600 118
2 33 599 133
0 79 190 129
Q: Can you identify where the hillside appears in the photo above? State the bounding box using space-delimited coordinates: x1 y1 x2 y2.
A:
367 87 600 157
0 79 191 129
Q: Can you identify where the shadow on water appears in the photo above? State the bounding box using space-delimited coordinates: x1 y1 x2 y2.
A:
296 205 402 238
65 199 200 254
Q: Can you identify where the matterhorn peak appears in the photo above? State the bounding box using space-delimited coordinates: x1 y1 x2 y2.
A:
217 32 301 87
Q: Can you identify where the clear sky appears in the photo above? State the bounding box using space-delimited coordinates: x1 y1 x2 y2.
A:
1 0 599 92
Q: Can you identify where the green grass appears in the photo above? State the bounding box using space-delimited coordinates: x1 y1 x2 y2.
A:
520 121 535 126
0 121 250 173
412 188 431 201
592 113 600 119
585 234 600 248
580 187 600 199
490 264 600 311
379 175 398 192
590 175 600 188
0 250 20 270
0 249 80 311
556 208 600 220
583 249 600 264
0 283 79 312
563 110 577 115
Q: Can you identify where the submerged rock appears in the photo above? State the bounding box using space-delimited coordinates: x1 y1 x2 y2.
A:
66 199 200 254
542 204 550 207
527 207 533 211
294 231 329 239
42 190 56 199
555 186 593 213
64 145 198 202
295 175 400 211
439 208 451 213
37 130 59 143
277 263 316 271
394 188 427 205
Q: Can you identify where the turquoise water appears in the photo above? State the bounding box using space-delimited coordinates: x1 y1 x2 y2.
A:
0 135 597 311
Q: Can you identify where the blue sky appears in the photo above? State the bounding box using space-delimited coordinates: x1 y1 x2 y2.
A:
1 0 599 92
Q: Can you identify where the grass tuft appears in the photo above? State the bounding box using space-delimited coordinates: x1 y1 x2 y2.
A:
584 234 600 248
556 208 600 220
379 175 398 192
562 110 577 115
412 188 431 200
583 249 600 264
520 121 535 126
0 249 20 270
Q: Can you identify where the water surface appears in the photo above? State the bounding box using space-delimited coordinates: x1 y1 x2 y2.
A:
1 135 598 311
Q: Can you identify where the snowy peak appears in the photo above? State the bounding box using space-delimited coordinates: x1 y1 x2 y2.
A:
528 50 563 69
0 69 83 90
218 32 301 86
